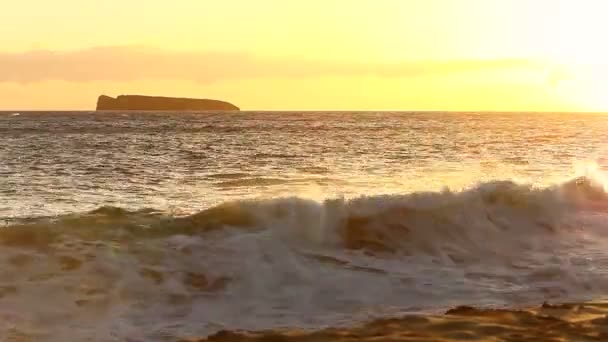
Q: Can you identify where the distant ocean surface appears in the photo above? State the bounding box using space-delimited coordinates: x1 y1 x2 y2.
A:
3 111 608 341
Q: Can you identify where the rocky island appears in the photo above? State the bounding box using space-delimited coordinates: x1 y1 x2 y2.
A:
96 95 240 111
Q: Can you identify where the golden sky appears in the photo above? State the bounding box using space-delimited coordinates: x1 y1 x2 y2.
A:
1 0 607 111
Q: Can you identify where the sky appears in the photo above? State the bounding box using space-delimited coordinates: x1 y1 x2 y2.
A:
1 0 607 111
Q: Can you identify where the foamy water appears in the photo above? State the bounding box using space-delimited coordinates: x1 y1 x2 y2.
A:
2 111 608 341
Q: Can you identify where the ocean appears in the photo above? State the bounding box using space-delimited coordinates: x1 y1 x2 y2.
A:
2 111 608 341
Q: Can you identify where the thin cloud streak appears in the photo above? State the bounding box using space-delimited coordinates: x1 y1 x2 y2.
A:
0 46 541 83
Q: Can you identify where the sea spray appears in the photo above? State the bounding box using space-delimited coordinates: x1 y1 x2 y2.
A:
2 177 608 340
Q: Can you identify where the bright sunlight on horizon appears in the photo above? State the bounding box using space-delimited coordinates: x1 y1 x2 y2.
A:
1 0 607 111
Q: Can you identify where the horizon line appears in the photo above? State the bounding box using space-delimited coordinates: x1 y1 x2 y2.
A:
1 109 607 114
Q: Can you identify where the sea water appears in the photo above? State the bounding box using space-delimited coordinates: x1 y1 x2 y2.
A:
2 111 608 341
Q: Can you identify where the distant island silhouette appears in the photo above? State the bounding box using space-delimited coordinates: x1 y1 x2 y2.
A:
96 95 240 111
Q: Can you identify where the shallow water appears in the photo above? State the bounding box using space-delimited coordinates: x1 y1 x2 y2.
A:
2 111 608 341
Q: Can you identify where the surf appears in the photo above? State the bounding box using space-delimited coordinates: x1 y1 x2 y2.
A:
3 175 606 247
2 176 608 341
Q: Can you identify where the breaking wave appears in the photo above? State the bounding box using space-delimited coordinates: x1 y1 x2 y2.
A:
3 176 608 341
3 175 607 249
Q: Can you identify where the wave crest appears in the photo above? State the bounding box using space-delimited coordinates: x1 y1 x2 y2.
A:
2 177 608 340
2 176 607 253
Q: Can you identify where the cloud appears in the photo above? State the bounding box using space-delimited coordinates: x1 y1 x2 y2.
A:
0 46 540 83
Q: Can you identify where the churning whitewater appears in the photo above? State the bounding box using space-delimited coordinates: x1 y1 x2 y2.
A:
4 111 608 341
3 176 608 340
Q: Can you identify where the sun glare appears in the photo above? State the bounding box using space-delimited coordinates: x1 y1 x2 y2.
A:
545 0 608 110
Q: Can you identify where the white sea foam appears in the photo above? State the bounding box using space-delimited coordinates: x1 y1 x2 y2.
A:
2 176 608 341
